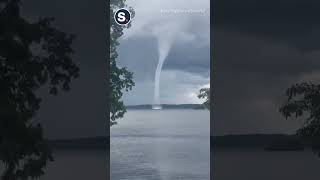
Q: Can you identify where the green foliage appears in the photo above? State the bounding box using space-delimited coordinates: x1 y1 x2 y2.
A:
0 0 79 179
198 88 210 110
280 82 320 154
110 0 135 126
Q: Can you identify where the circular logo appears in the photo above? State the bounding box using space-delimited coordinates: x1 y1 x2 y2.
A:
114 9 131 25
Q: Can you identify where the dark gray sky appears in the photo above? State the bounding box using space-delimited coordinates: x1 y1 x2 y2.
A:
22 0 108 139
213 0 320 135
21 0 210 139
20 0 320 138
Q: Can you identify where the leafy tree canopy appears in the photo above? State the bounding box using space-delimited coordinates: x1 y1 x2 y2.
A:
110 0 135 126
198 88 210 110
280 82 320 154
0 0 79 179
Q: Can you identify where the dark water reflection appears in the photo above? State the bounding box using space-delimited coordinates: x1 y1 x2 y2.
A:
41 150 108 180
212 149 320 180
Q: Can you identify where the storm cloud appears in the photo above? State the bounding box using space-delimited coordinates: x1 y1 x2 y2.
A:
213 0 320 135
19 0 210 139
118 0 210 105
22 0 108 139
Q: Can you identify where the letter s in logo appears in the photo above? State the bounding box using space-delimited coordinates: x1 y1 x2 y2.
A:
114 9 131 25
117 12 126 22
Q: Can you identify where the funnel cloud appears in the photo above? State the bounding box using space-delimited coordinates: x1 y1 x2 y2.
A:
152 25 177 108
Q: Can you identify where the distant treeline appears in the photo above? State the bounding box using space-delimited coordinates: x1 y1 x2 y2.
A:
126 104 206 110
49 137 108 150
212 134 309 151
49 134 315 151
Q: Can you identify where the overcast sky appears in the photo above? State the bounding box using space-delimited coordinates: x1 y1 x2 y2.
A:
118 0 210 105
21 0 209 139
22 0 108 139
19 0 320 138
213 0 320 135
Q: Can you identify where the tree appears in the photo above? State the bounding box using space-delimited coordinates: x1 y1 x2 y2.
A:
0 0 79 179
280 82 320 155
198 88 210 110
110 0 135 126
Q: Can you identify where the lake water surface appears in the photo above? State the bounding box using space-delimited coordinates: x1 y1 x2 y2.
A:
213 149 320 180
111 109 210 180
0 150 108 180
3 109 319 180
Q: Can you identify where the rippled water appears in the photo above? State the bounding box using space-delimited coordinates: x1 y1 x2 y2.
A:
111 109 210 180
0 150 108 180
213 149 320 180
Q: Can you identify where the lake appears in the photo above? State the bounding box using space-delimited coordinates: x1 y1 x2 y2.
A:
1 109 210 180
111 109 210 180
2 109 319 180
213 149 320 180
0 150 108 180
